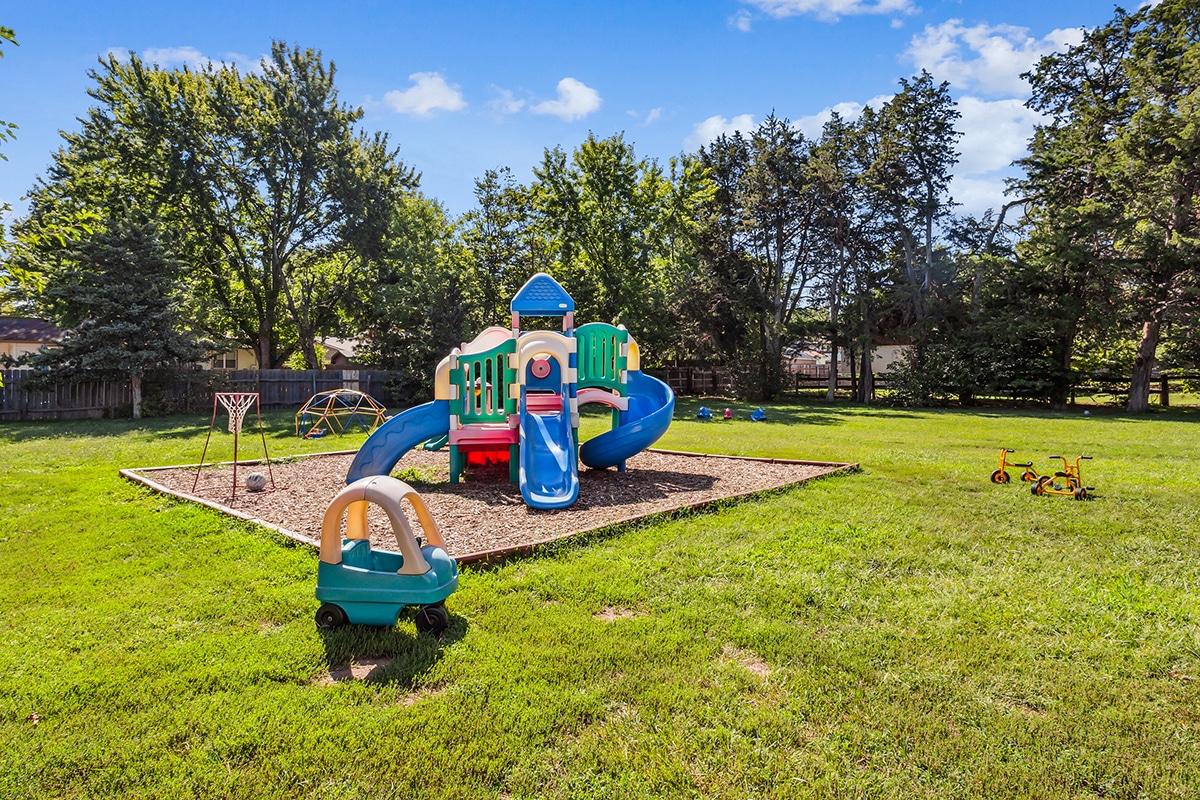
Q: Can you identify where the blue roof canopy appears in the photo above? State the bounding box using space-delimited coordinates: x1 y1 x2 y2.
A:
510 272 575 316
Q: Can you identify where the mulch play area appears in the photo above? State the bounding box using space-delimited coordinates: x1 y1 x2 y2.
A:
122 449 855 564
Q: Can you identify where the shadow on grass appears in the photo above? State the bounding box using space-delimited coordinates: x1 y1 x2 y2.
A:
317 609 468 688
0 411 369 447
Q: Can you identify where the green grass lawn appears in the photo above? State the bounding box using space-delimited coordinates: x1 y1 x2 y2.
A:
1 402 1198 799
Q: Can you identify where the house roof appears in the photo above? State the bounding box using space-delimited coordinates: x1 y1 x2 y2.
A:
321 338 361 359
0 316 62 343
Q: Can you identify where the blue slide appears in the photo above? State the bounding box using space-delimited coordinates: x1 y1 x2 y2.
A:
518 394 580 509
579 371 675 470
346 400 450 484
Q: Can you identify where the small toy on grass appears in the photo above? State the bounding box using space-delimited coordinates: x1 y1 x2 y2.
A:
990 448 1039 484
750 408 767 422
696 406 713 421
315 475 458 635
723 408 733 420
1032 455 1094 500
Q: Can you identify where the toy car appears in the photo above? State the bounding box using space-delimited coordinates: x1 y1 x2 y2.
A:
315 475 458 634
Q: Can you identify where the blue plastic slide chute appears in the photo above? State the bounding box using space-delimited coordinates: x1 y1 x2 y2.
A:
518 393 580 510
579 371 675 470
346 400 450 484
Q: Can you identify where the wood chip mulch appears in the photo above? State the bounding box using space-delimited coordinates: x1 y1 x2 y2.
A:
123 449 853 563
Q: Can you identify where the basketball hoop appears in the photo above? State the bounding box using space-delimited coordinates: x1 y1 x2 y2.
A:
218 392 258 434
193 392 274 499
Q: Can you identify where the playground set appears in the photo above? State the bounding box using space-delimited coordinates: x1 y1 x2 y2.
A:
312 273 675 632
344 272 676 510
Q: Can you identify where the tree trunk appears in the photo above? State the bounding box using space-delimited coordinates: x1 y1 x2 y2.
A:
1127 310 1164 413
131 373 142 420
827 301 840 402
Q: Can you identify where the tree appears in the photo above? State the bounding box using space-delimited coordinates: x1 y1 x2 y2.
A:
23 214 205 418
351 193 481 398
0 25 16 163
459 167 551 325
1021 1 1200 412
18 42 415 369
531 134 706 359
693 116 827 400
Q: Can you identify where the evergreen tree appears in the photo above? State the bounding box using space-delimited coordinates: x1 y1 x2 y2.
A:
24 215 205 418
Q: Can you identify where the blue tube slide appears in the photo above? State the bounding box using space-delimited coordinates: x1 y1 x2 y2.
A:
346 400 450 484
579 371 675 470
518 394 580 509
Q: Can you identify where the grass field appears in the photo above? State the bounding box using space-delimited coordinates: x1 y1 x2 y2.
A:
1 401 1198 799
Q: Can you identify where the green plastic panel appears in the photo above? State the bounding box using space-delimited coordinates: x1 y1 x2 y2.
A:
449 339 517 424
576 323 628 394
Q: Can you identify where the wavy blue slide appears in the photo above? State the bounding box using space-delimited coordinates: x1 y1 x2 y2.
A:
518 395 580 509
346 399 450 484
579 371 675 470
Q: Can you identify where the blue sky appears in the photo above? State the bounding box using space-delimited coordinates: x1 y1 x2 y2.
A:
2 1 1123 222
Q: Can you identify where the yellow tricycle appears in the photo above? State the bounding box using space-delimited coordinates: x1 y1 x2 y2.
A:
1032 455 1093 500
990 448 1039 484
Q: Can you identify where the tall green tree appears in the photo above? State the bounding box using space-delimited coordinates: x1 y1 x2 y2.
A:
531 134 706 358
0 26 16 162
1021 0 1200 411
459 167 552 325
351 194 481 398
23 214 205 418
17 42 414 369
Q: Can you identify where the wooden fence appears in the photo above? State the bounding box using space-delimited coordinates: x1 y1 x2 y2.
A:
3 367 1197 422
0 370 133 421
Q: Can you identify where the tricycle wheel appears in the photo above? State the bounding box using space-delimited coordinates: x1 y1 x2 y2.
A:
1074 486 1088 501
414 604 449 636
315 603 348 630
990 470 1010 484
1033 476 1050 496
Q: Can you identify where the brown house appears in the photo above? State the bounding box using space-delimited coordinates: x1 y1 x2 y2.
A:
0 316 62 363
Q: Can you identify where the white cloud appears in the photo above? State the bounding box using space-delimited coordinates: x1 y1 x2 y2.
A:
488 87 526 115
743 0 916 23
684 113 757 151
730 10 753 32
139 46 263 73
142 46 209 69
384 72 467 116
955 96 1041 174
793 95 890 138
905 20 1084 96
644 107 663 124
530 78 602 121
949 175 1018 218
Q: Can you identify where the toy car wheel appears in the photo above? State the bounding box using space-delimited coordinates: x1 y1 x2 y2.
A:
315 603 348 630
414 604 449 636
990 470 1009 484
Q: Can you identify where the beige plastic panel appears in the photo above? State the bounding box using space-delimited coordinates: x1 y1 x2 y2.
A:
517 331 577 382
434 354 454 400
319 476 445 575
462 326 513 354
